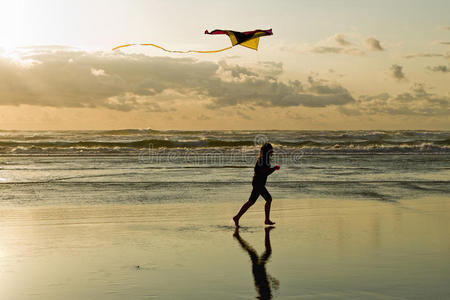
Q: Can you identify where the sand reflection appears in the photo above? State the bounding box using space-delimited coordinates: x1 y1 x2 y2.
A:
233 227 279 299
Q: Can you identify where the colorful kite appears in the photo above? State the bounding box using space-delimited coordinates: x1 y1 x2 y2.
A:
112 29 273 53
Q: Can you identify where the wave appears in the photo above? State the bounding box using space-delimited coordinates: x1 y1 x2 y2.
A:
1 138 449 148
0 130 449 154
0 139 254 149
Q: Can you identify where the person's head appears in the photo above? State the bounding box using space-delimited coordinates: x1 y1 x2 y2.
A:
259 143 273 163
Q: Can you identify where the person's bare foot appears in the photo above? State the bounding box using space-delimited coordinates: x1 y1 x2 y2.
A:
265 220 275 225
233 216 240 227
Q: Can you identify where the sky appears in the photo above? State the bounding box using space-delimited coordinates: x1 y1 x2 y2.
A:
0 0 449 130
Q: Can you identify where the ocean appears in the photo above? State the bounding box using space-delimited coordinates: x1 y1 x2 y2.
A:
1 130 449 206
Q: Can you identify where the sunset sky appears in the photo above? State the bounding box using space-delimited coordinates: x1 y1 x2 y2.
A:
0 0 449 130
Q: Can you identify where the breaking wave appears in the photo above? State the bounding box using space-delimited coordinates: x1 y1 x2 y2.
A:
0 130 449 154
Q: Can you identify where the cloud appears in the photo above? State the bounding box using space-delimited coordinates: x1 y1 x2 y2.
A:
405 53 444 59
311 46 364 56
0 49 218 111
285 111 304 120
217 60 256 79
390 64 406 81
407 52 450 62
308 33 365 56
197 114 210 120
311 46 342 54
0 48 355 111
365 37 384 51
235 110 252 120
91 68 106 76
427 65 450 73
207 73 355 108
334 34 352 46
309 34 385 56
340 84 450 116
432 41 450 46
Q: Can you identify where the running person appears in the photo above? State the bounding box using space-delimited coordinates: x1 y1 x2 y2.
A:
233 143 280 227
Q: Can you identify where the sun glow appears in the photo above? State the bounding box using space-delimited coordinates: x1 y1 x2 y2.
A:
0 2 25 49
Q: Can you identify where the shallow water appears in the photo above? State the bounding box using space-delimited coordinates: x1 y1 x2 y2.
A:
1 152 449 208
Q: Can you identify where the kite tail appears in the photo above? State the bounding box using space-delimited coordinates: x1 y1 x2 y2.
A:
112 43 233 53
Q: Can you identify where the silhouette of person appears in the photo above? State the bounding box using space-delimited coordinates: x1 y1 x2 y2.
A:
233 227 279 300
233 143 280 227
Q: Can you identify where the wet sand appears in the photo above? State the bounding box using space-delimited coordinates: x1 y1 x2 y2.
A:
0 196 449 299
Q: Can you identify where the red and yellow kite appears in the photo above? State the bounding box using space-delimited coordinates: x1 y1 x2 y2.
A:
112 29 273 53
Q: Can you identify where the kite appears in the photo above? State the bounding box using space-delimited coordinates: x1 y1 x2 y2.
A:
112 29 273 53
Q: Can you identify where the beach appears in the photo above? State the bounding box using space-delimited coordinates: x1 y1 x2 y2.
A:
0 130 449 299
1 197 449 299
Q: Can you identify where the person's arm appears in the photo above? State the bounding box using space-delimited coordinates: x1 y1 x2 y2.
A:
255 165 280 176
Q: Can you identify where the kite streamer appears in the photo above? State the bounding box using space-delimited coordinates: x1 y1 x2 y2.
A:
112 43 232 53
112 29 273 53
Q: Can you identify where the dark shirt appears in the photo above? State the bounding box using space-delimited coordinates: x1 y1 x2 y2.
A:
252 158 274 186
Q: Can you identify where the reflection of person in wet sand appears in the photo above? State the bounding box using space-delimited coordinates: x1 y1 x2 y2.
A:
233 227 279 300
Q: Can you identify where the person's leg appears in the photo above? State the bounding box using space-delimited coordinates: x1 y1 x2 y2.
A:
233 187 260 227
260 187 275 225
